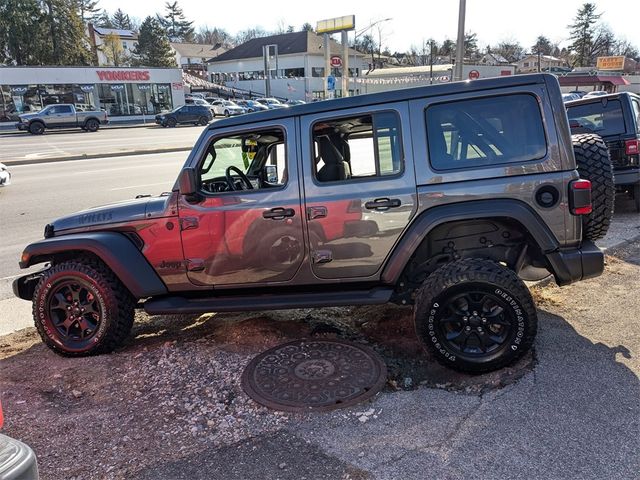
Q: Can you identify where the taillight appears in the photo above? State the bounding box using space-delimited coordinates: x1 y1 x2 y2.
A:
625 139 639 155
569 179 592 215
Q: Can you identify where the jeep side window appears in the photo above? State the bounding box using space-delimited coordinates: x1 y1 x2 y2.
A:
312 112 402 183
426 94 547 171
631 99 640 134
198 129 287 194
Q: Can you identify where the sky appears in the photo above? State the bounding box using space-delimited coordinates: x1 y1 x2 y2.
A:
98 0 640 53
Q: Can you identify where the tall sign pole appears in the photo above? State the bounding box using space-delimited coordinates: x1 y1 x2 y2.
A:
454 0 466 81
323 33 330 99
262 45 271 97
317 15 356 100
341 30 349 97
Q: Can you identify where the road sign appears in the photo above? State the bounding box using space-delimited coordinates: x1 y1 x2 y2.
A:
468 70 480 80
330 56 343 68
327 75 336 91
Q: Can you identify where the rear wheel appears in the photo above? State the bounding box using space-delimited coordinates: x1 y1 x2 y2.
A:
29 122 45 135
85 118 100 132
414 258 537 373
224 110 230 117
572 133 615 241
198 116 208 126
32 258 135 356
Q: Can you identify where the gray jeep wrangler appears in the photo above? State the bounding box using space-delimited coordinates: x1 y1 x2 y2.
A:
13 74 614 373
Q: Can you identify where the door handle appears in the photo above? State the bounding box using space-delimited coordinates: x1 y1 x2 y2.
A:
364 198 401 210
262 207 295 220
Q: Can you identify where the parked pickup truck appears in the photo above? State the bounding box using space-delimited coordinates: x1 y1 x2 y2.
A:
16 104 108 135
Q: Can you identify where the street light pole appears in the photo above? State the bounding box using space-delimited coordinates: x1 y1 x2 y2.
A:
351 17 392 94
454 0 466 81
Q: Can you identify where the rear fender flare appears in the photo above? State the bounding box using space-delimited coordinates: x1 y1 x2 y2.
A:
381 199 560 284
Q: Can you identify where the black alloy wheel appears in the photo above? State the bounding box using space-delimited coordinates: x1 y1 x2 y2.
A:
32 259 135 356
414 258 537 373
47 278 102 349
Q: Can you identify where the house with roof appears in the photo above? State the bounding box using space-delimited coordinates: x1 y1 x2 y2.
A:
479 52 511 66
171 42 227 73
87 24 138 66
516 54 568 73
207 30 366 100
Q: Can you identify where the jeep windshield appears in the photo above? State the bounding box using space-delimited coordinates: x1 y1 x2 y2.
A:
566 99 626 137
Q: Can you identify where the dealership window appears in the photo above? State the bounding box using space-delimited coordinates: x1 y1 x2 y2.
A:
283 68 304 77
312 67 325 77
425 94 547 171
97 83 172 115
312 112 402 183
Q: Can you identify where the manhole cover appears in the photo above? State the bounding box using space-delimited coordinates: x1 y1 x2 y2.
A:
241 339 387 412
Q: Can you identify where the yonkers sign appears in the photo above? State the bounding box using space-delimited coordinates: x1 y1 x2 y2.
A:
96 70 150 81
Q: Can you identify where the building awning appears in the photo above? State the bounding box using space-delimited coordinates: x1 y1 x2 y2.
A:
558 74 630 86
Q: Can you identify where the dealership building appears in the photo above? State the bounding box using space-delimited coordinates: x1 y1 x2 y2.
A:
0 66 185 123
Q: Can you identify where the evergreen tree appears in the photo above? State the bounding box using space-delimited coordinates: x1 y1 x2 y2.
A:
133 16 176 67
76 0 100 24
568 3 601 66
41 0 92 65
532 35 553 55
301 22 313 32
93 9 113 27
157 1 194 42
0 0 47 64
111 8 132 30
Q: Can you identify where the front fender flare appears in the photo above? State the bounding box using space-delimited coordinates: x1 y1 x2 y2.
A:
18 232 167 298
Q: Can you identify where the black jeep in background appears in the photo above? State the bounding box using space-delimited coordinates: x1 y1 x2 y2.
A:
566 92 640 211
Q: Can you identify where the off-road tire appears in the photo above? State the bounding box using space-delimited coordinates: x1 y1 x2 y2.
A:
32 258 135 357
29 122 45 135
414 258 537 373
572 133 614 241
167 117 177 127
198 116 208 126
85 118 100 132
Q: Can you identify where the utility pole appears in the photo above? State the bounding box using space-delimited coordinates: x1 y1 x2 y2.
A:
342 30 349 97
323 33 330 99
430 40 434 84
454 0 466 81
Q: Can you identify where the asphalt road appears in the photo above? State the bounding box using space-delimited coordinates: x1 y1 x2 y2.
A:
0 151 187 316
0 124 203 162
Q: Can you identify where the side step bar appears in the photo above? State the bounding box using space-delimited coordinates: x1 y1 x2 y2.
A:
144 287 394 315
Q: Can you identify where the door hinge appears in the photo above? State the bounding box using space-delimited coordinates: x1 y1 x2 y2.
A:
180 217 199 231
186 259 205 272
312 250 333 264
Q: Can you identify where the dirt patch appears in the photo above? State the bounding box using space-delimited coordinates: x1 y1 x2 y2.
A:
0 304 535 479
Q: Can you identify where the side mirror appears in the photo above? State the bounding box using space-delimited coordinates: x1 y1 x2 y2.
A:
264 165 278 183
179 167 198 198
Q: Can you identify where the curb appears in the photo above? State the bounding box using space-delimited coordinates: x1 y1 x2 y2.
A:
0 123 156 135
5 147 192 166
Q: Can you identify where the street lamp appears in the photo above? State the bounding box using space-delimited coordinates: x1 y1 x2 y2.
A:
351 18 392 92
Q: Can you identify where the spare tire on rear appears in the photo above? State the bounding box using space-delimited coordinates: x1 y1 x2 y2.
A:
572 133 614 241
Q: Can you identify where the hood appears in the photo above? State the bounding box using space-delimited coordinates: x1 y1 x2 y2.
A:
51 195 173 233
18 112 39 121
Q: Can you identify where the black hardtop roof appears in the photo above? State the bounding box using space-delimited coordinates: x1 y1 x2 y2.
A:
565 91 639 107
208 73 555 131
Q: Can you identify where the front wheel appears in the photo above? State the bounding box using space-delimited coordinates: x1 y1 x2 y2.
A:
29 122 45 135
414 258 537 373
32 258 135 356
